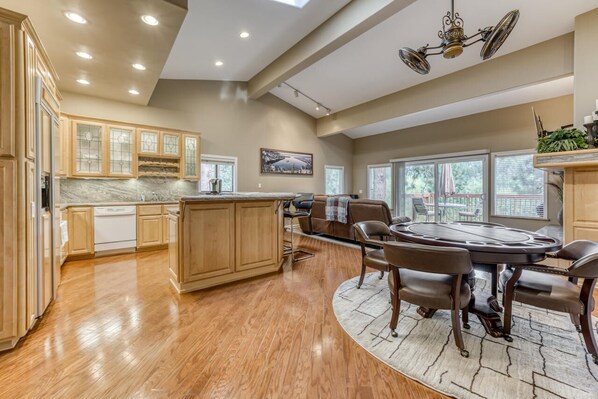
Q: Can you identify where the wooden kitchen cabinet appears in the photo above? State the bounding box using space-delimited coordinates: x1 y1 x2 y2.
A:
107 124 136 177
68 207 94 256
137 215 163 248
235 201 278 272
161 132 181 158
24 36 35 160
71 119 105 177
0 160 17 346
137 129 160 156
41 212 52 314
57 116 70 176
60 209 68 265
25 160 37 329
168 214 179 281
181 134 200 180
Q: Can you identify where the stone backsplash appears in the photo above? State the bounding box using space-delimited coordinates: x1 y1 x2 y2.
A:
59 177 200 203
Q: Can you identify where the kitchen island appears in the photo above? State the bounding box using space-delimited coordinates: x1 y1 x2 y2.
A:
168 193 296 293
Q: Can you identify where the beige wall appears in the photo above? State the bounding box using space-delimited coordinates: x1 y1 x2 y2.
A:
61 80 353 194
574 9 598 127
352 95 573 230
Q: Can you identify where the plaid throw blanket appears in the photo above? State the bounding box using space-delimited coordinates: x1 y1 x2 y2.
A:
325 196 351 224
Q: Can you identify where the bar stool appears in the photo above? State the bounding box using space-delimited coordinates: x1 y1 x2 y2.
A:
284 193 315 262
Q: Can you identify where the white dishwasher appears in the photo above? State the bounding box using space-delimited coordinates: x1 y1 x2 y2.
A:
94 206 137 253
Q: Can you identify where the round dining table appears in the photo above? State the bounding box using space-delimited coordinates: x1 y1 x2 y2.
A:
389 221 562 339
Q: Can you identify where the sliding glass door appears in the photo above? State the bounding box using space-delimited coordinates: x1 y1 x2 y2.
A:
398 155 488 223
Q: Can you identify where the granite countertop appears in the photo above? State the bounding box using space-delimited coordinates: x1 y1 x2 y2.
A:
180 192 297 202
60 200 179 209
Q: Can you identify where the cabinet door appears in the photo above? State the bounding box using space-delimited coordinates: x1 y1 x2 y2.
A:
41 105 52 174
182 203 235 282
60 209 68 264
235 201 278 271
168 215 178 281
0 160 16 342
137 216 163 248
24 36 36 160
0 22 15 157
138 129 160 156
58 116 70 176
68 207 94 256
41 212 52 314
161 132 180 158
25 161 37 328
108 125 135 177
72 120 104 176
162 215 169 244
182 134 200 180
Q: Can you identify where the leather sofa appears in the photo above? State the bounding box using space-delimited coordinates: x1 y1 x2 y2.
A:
298 195 410 241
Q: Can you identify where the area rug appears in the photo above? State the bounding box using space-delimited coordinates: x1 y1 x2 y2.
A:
333 272 598 399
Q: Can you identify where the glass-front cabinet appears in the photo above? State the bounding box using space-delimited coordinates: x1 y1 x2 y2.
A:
161 132 180 158
138 129 160 156
72 120 104 176
182 134 200 180
108 125 135 177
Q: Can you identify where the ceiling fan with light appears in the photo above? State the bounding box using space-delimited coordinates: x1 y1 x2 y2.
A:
398 0 519 74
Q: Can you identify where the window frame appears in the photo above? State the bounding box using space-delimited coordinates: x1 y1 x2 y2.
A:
200 154 238 192
367 163 393 208
324 165 345 195
490 149 548 220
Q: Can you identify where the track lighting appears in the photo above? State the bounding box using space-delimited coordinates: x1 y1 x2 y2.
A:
282 82 332 116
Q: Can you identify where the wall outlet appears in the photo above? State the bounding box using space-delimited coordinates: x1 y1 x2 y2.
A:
358 189 363 194
258 183 262 189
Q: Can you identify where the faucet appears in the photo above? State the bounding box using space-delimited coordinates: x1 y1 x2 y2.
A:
140 193 146 202
151 192 159 201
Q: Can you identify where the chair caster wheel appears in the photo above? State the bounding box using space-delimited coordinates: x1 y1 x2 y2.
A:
463 323 470 330
356 285 361 289
504 334 513 342
460 349 469 358
391 330 398 337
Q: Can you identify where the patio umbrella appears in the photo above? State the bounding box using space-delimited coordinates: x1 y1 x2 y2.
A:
439 163 456 198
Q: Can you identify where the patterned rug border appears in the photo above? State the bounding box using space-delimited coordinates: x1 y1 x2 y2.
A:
332 272 598 399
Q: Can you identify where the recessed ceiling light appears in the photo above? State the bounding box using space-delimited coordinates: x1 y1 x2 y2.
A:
240 31 250 39
128 89 140 95
132 63 146 71
76 79 90 85
65 12 87 24
141 15 159 26
75 51 93 59
214 60 224 67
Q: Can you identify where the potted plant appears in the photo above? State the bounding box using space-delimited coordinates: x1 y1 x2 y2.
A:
537 128 588 153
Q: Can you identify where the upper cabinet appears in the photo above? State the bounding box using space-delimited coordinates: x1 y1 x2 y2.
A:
161 132 181 158
57 116 69 177
64 115 200 180
182 134 200 180
72 119 105 177
108 125 135 177
138 129 160 156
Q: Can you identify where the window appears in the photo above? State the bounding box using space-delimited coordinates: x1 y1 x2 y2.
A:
325 165 344 195
200 155 237 192
368 164 392 205
492 150 546 218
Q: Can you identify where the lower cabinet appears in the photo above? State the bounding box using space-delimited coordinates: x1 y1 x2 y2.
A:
235 201 278 271
41 212 52 314
137 204 176 249
68 207 94 256
168 214 179 281
137 215 163 248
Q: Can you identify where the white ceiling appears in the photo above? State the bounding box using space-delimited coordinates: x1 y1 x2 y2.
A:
343 76 574 139
272 0 598 118
160 0 350 81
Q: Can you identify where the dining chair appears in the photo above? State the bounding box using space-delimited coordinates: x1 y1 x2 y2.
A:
384 241 473 357
412 197 435 222
500 240 598 365
353 221 394 289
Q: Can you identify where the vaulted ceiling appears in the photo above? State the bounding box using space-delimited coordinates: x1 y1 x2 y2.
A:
2 0 598 137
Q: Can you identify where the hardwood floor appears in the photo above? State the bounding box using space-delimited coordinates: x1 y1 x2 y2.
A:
0 234 596 398
0 234 442 398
